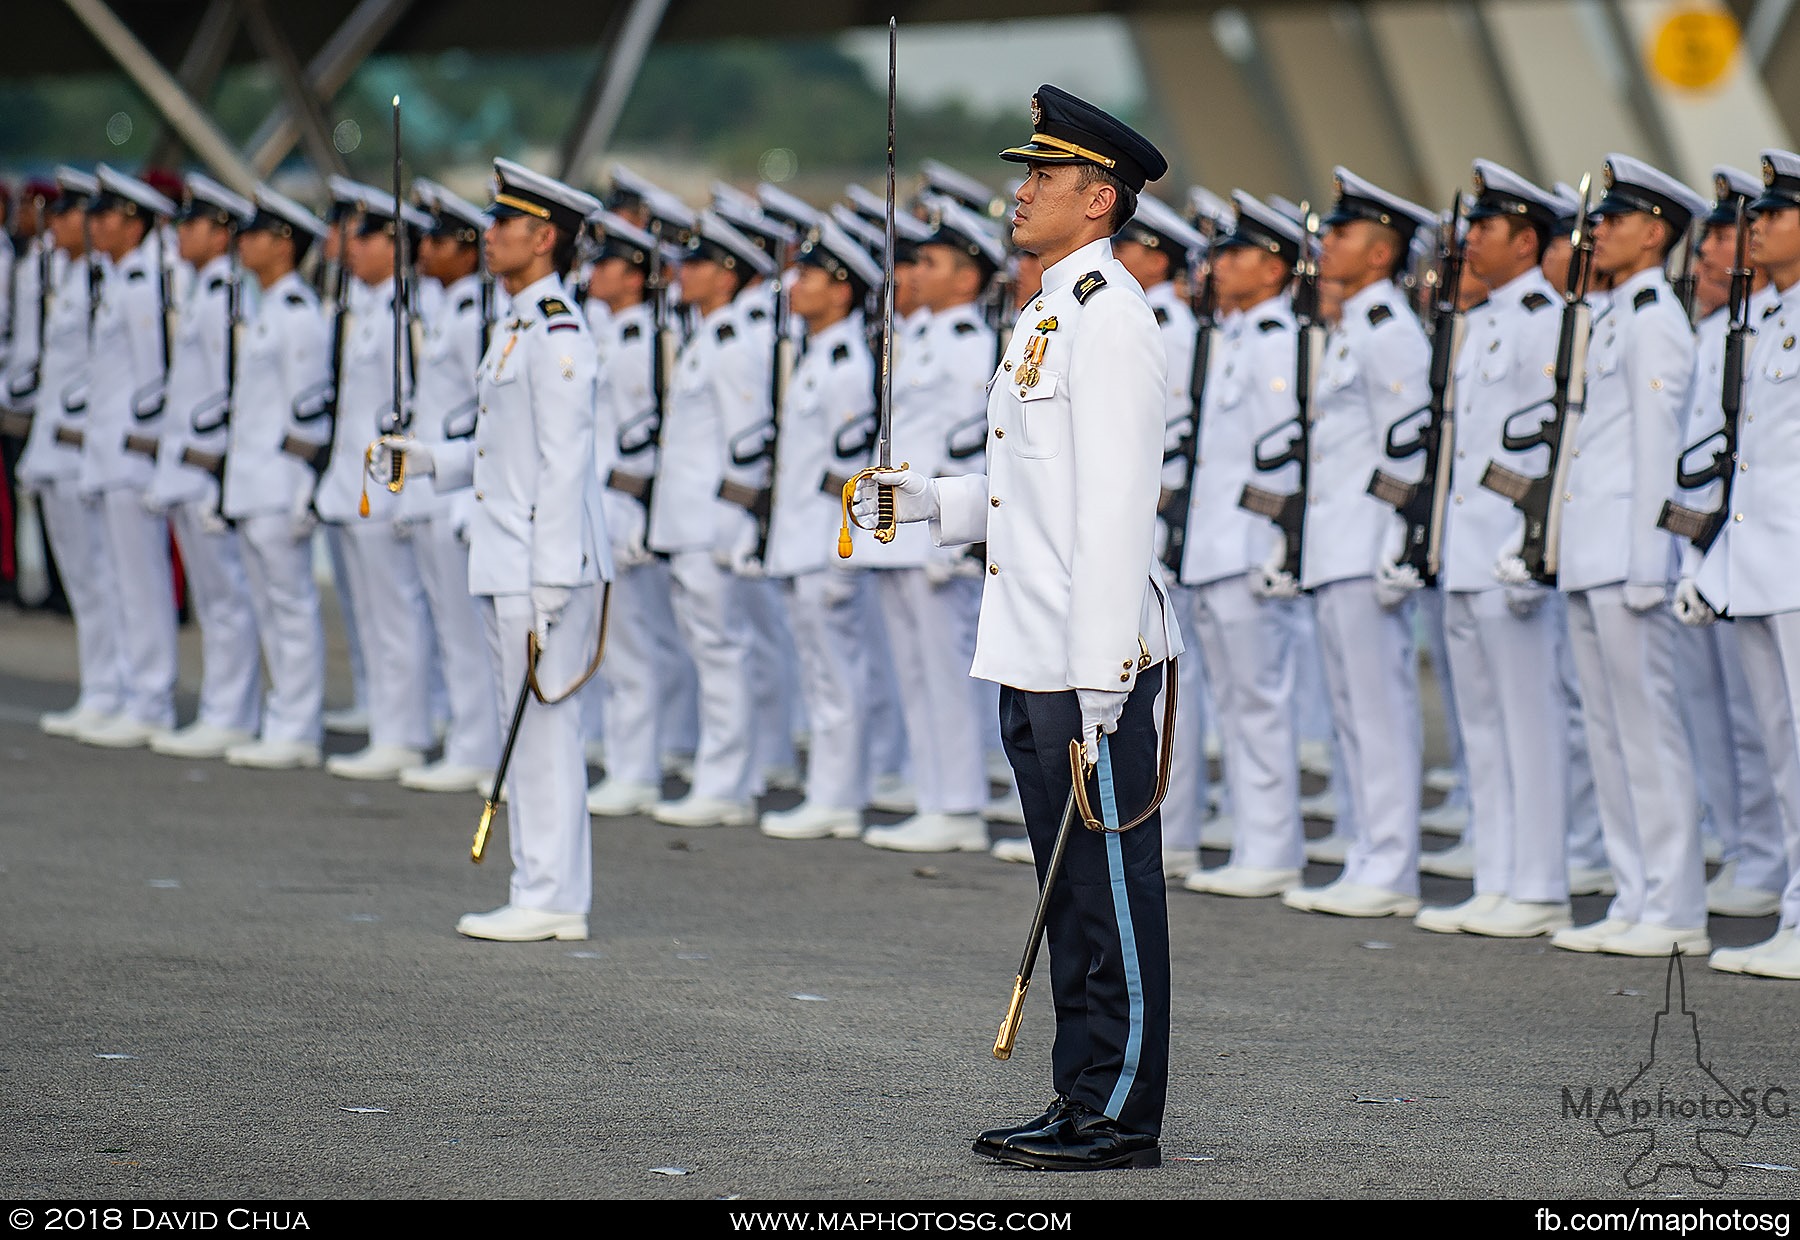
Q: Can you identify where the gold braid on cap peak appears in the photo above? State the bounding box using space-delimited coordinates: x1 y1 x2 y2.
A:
494 193 551 220
1023 133 1117 170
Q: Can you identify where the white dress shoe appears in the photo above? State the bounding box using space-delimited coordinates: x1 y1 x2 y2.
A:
759 801 863 840
224 738 323 770
984 787 1027 825
1303 832 1349 865
398 761 489 793
990 836 1034 864
1199 813 1234 851
1741 929 1800 979
1567 865 1617 897
1418 838 1476 879
863 812 987 853
1550 917 1637 953
1710 930 1790 975
1706 861 1782 918
325 745 424 781
40 705 114 738
1185 865 1300 898
322 706 369 735
77 715 170 749
1597 923 1712 958
1417 799 1470 838
456 904 588 942
1162 848 1197 880
150 721 253 759
1423 765 1460 793
1287 880 1421 918
1460 898 1572 938
1413 892 1507 935
1297 738 1333 777
585 778 660 817
868 773 917 814
653 794 755 828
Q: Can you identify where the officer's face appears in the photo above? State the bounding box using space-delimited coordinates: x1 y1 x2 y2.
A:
347 228 395 284
1590 211 1667 277
1464 215 1533 284
913 244 980 313
1750 207 1800 272
1011 163 1109 258
483 215 545 282
48 208 85 254
1696 223 1737 309
87 206 124 256
1209 245 1281 305
587 256 642 309
788 264 843 322
176 217 228 267
893 257 923 317
1113 238 1170 291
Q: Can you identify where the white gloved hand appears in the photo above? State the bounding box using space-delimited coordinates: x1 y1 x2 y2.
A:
851 468 939 526
197 507 230 537
611 504 653 569
1494 553 1533 587
1076 687 1130 768
1250 547 1300 601
531 584 571 643
1374 559 1423 611
1622 582 1667 615
366 437 435 482
140 490 170 517
1672 578 1717 627
288 486 318 543
1504 583 1546 617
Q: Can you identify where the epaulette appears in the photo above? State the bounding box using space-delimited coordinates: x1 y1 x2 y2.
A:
621 322 643 341
1367 303 1393 327
953 320 977 336
457 296 476 313
1073 271 1107 304
285 292 310 308
1522 291 1553 312
127 269 148 283
716 321 737 342
1633 286 1659 311
1154 305 1169 326
831 342 850 363
538 296 574 319
1257 318 1283 333
747 307 768 322
207 276 226 293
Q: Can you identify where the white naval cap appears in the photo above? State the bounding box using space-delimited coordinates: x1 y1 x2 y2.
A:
797 216 883 293
1215 189 1305 265
590 209 659 268
1709 165 1762 225
919 196 1006 272
1323 166 1434 252
710 193 795 261
1187 185 1234 237
490 157 601 236
92 164 177 219
711 180 761 215
686 210 776 278
177 173 253 228
918 158 1002 217
326 175 385 225
1467 159 1561 233
50 166 99 214
757 182 823 234
413 176 488 242
245 184 327 249
1593 153 1707 236
832 198 930 263
843 183 935 244
606 163 666 210
350 186 433 237
829 204 885 260
1118 191 1208 267
1753 150 1800 213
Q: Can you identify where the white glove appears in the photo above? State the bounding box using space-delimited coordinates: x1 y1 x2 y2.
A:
1494 553 1533 587
851 468 939 526
1622 582 1667 615
611 504 653 569
1251 547 1300 601
288 486 318 542
1672 578 1717 627
140 490 170 517
1076 687 1130 768
531 584 571 642
197 508 230 537
366 437 435 482
1504 583 1546 618
1374 559 1423 611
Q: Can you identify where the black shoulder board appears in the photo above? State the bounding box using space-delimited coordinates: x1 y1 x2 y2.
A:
1367 303 1393 327
716 321 737 342
1153 305 1169 326
285 292 309 308
1073 271 1107 304
832 342 850 363
537 296 573 318
207 275 226 293
953 320 977 335
1522 291 1552 312
748 307 768 322
621 322 643 341
1258 318 1283 334
457 296 476 313
1633 286 1659 311
127 269 148 283
1764 303 1781 320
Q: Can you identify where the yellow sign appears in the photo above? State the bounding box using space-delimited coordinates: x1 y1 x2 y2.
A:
1648 7 1741 91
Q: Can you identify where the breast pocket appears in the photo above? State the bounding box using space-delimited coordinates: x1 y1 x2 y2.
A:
1476 336 1513 386
1010 371 1062 460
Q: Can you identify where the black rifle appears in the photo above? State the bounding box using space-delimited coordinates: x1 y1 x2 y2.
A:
1672 221 1700 326
607 233 673 520
1366 190 1467 585
1237 205 1323 583
1477 174 1597 587
301 215 353 476
1658 201 1753 553
182 252 242 521
1158 256 1217 577
1 232 54 434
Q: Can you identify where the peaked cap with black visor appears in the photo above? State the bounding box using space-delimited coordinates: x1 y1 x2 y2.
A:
999 84 1168 194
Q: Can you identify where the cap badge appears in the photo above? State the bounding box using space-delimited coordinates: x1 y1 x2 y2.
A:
1030 94 1043 127
1765 157 1777 186
1603 162 1616 189
1716 173 1730 200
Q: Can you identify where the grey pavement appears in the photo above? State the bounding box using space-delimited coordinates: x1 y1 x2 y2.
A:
1 604 1796 1202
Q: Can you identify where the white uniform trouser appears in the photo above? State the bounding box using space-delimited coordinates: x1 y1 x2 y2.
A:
1679 623 1785 891
1162 584 1213 851
334 518 432 752
876 568 989 816
1724 612 1800 928
601 556 688 786
1292 598 1334 745
1443 588 1568 901
410 512 499 770
324 524 367 713
482 587 598 915
168 501 261 734
1417 587 1470 814
1191 572 1304 871
667 549 755 803
1565 587 1705 927
1556 602 1607 872
96 487 177 728
738 574 798 786
38 480 125 717
1312 578 1422 896
860 583 910 782
236 514 325 745
782 566 872 810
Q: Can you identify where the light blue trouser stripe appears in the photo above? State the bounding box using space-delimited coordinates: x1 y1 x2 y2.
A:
1097 735 1146 1120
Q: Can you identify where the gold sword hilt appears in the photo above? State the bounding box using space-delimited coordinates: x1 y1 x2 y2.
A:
359 434 410 518
993 975 1030 1060
472 800 497 864
837 461 910 557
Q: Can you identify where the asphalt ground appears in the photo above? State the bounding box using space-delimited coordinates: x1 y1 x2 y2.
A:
1 602 1796 1204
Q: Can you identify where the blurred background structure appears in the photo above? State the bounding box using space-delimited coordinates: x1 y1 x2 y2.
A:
0 0 1794 212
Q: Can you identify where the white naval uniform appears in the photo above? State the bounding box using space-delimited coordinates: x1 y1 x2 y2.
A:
145 253 260 737
1443 267 1570 903
221 272 330 746
1696 279 1800 930
1177 295 1304 872
313 275 433 755
1301 279 1429 897
436 273 609 916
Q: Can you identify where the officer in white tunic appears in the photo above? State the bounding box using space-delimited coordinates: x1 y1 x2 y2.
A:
1694 150 1800 980
220 188 331 771
860 84 1181 1172
1278 169 1434 920
383 160 610 941
143 175 263 759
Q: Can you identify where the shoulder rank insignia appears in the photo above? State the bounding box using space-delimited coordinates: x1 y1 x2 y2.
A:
127 269 148 283
621 322 643 341
1633 286 1659 311
1073 273 1106 305
1367 304 1393 327
1153 306 1169 326
716 321 737 342
1257 318 1283 333
832 342 851 363
1521 291 1553 312
538 296 573 318
953 320 977 336
208 275 226 293
458 296 477 313
1035 315 1059 332
747 307 768 322
285 292 309 308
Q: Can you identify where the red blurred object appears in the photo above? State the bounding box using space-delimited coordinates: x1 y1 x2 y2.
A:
141 166 185 206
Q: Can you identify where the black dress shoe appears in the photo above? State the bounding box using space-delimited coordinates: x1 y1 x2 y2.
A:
980 1105 1160 1171
972 1096 1077 1153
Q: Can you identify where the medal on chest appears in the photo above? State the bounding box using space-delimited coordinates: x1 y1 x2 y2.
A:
493 327 521 380
1019 334 1049 389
